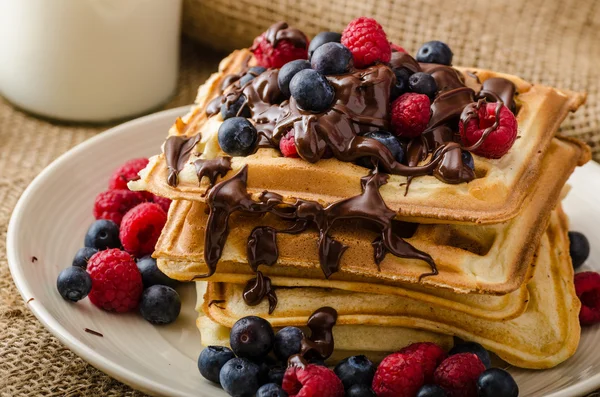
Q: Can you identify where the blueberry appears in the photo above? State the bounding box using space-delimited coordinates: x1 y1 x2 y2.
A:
249 66 267 75
347 384 376 397
408 72 438 100
139 285 181 325
72 247 98 269
219 357 261 397
230 316 274 360
238 74 254 86
239 67 267 86
198 345 235 384
256 383 288 397
476 368 519 397
256 356 276 385
278 60 311 98
221 95 251 120
449 342 491 368
308 31 342 59
416 41 453 65
569 231 590 269
267 365 286 386
358 131 404 168
417 384 447 397
311 42 353 75
137 256 180 289
289 69 335 112
84 219 120 250
273 326 303 361
391 68 412 101
334 355 375 390
462 151 475 170
218 117 258 157
56 266 92 302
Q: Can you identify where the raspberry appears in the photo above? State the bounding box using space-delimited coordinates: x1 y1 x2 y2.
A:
390 43 407 53
282 364 344 397
372 353 424 397
152 195 172 213
400 342 447 383
391 93 431 138
251 31 309 69
341 17 391 68
108 158 149 190
87 249 143 312
279 129 299 158
575 272 600 325
459 102 518 159
93 190 147 226
119 203 167 257
434 353 485 397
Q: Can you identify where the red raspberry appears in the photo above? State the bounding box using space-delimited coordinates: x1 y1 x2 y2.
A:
279 129 299 158
341 17 391 68
372 353 424 397
152 195 172 213
87 249 143 312
391 93 431 138
282 364 344 397
575 272 600 325
400 342 447 383
434 353 485 397
459 102 518 159
93 190 147 226
119 203 167 257
108 158 149 190
251 31 309 69
390 43 407 53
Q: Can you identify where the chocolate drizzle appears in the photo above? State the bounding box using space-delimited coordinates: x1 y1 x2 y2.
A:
479 77 517 114
262 21 308 48
288 307 338 368
194 156 232 188
164 134 201 187
242 271 277 314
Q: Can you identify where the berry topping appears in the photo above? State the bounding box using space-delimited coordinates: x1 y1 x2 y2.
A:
461 151 475 170
476 368 519 397
108 158 149 190
417 384 447 397
220 357 261 397
416 41 453 66
84 219 121 250
136 256 179 288
221 95 251 120
391 68 412 101
72 247 99 269
391 93 431 138
119 202 167 257
408 72 438 100
311 42 353 75
341 17 391 68
152 195 172 213
273 326 304 361
575 271 600 325
569 231 590 269
334 355 376 390
289 69 335 112
93 189 147 226
198 345 236 384
139 285 181 325
251 30 309 69
56 266 92 302
218 117 258 157
390 43 407 53
282 364 344 397
87 249 143 312
372 353 424 397
433 353 485 397
257 383 288 397
347 384 376 397
308 32 342 59
449 342 491 369
279 129 299 158
400 342 447 383
230 316 275 360
358 130 404 168
278 60 311 98
459 102 518 159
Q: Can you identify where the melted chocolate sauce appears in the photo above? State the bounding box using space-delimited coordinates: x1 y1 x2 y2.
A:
287 307 338 368
479 77 517 114
242 271 277 314
262 21 308 48
164 134 201 187
194 156 232 188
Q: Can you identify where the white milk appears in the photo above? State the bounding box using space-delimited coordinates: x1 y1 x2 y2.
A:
0 0 182 122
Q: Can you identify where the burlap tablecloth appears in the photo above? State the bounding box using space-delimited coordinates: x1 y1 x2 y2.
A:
1 0 599 395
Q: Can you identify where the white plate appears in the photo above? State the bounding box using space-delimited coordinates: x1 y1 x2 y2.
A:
7 106 600 397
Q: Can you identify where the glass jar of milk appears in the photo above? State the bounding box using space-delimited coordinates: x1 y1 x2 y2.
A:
0 0 182 123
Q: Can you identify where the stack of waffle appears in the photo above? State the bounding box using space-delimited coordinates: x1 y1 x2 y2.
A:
132 47 590 369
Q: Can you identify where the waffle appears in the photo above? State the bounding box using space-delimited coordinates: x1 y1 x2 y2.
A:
200 206 580 369
154 136 589 295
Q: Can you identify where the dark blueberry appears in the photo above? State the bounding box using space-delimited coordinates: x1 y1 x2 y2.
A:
267 365 286 386
256 356 276 385
311 42 353 75
273 326 303 361
308 31 342 59
139 285 181 325
416 384 447 397
289 69 335 112
219 357 260 397
357 131 404 168
249 66 267 75
569 231 590 269
218 117 258 157
239 67 267 86
198 345 235 384
416 41 453 65
56 266 92 302
84 219 120 250
72 247 98 269
256 383 288 397
230 316 274 360
391 68 412 101
408 72 438 100
221 95 251 120
238 74 254 86
137 256 180 289
449 342 491 368
476 368 519 397
278 60 311 98
334 355 375 390
347 384 376 397
462 151 475 170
